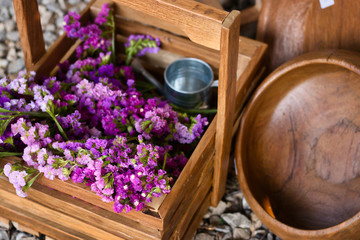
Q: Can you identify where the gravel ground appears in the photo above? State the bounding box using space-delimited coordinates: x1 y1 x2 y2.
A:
0 0 278 239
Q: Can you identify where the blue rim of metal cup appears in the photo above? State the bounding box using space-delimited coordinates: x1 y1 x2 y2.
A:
164 58 214 94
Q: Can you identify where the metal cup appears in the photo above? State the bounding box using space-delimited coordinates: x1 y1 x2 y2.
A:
164 58 217 109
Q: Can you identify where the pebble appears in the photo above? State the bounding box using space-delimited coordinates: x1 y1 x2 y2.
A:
46 3 64 16
214 225 231 234
39 6 53 25
43 31 57 44
210 200 228 215
41 0 56 5
0 229 9 240
0 59 9 68
68 0 81 5
6 31 19 42
6 48 17 61
221 212 252 229
2 0 12 8
0 44 6 58
209 215 222 226
233 227 251 240
5 20 16 32
0 8 10 22
242 197 251 210
195 233 216 240
8 58 25 74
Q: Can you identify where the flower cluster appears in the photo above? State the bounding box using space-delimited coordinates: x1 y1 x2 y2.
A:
0 3 208 213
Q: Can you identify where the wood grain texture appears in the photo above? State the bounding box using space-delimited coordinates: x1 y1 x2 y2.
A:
13 0 45 71
236 50 360 240
111 0 228 50
195 0 223 9
257 0 360 72
212 10 241 205
161 156 213 239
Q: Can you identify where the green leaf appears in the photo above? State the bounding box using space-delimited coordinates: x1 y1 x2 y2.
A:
3 137 14 147
0 152 22 158
102 172 112 179
0 115 16 136
0 168 3 176
62 168 71 177
162 151 168 170
46 107 68 141
22 172 42 192
0 107 13 113
141 120 152 131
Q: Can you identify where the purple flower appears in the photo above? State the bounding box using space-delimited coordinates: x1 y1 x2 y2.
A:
94 3 110 25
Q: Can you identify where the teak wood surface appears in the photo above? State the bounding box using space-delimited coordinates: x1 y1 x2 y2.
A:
2 0 267 239
236 50 360 240
257 0 360 72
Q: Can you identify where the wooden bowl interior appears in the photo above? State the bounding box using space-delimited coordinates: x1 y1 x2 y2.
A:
241 63 360 230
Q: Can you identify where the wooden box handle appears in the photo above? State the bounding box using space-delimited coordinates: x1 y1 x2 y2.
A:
13 0 240 206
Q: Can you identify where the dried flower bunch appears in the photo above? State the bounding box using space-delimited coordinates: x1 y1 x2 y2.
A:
0 4 208 213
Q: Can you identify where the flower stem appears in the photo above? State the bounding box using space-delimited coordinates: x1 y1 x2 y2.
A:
0 152 22 158
46 108 69 141
162 151 168 170
170 104 217 114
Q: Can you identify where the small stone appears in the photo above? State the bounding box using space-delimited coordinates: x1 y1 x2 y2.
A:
43 31 57 44
221 213 252 229
214 225 231 233
10 231 36 240
58 29 64 36
0 8 10 22
45 24 56 32
0 23 5 32
8 41 15 48
250 213 259 222
267 233 274 240
1 0 12 8
253 229 267 238
58 0 67 10
233 228 251 240
0 68 5 77
6 31 19 42
39 5 53 25
17 51 24 59
195 233 215 240
8 58 25 74
56 18 65 29
202 210 212 220
5 20 16 32
0 59 9 68
41 0 56 4
211 200 227 215
9 7 16 20
254 220 262 230
242 197 251 210
0 44 7 58
68 0 81 5
0 230 9 240
222 232 233 240
209 215 222 225
225 200 242 213
46 3 64 16
6 48 17 61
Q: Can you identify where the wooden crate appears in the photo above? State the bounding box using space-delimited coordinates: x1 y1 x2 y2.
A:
0 0 267 239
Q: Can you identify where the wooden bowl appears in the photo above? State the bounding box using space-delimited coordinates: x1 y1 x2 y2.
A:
235 50 360 239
